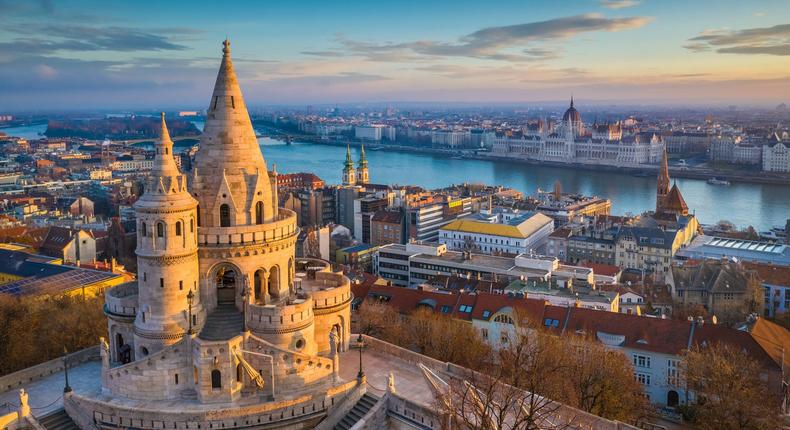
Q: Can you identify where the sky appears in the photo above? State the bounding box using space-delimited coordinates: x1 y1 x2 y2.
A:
1 0 790 110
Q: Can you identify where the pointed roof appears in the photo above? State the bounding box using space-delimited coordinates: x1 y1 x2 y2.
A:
358 144 368 167
657 146 670 194
191 39 274 226
153 112 179 177
344 144 355 170
665 182 688 215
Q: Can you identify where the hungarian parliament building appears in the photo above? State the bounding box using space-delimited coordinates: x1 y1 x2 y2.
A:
490 99 665 167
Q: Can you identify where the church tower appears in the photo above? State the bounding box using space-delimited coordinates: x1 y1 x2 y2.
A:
356 144 369 184
342 144 356 186
656 146 671 212
133 113 202 355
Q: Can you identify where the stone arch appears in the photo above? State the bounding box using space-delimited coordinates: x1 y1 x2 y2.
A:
667 390 679 407
253 268 267 305
268 265 280 298
208 262 243 307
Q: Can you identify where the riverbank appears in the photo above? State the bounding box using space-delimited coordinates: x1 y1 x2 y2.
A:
266 133 790 186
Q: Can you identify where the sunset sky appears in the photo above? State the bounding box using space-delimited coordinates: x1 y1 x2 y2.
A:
1 0 790 109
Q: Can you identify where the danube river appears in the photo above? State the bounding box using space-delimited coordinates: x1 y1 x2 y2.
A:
3 123 789 231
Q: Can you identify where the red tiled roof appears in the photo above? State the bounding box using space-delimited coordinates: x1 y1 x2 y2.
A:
743 262 790 287
355 277 787 372
579 262 621 277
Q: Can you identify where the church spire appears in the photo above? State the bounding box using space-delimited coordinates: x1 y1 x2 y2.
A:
345 144 354 169
153 112 179 177
570 94 574 109
656 145 671 212
358 144 368 168
343 144 356 186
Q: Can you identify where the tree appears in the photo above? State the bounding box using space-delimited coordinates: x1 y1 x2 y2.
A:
355 300 403 343
402 308 491 370
560 336 650 422
0 293 107 376
683 343 782 430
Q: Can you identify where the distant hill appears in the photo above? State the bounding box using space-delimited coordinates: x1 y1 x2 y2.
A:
45 117 201 140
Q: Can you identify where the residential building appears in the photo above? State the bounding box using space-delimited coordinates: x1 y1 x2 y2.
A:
743 262 790 317
353 196 389 243
439 211 554 255
763 141 790 172
671 258 762 324
370 210 406 246
545 227 572 261
335 243 378 272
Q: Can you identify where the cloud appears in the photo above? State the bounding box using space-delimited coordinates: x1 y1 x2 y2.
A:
5 24 194 53
34 64 58 79
600 0 640 9
309 13 651 62
686 24 790 56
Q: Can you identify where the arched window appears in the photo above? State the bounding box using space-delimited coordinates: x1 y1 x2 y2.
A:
196 205 201 227
211 369 222 389
255 201 263 224
190 218 194 233
236 363 243 383
493 314 514 325
157 222 164 238
175 221 182 236
220 204 231 227
141 222 147 237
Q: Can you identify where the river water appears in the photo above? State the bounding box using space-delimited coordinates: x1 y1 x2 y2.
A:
2 123 788 231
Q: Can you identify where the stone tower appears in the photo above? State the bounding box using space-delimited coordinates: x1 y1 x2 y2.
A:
656 146 671 212
342 144 356 186
356 144 369 184
133 113 203 355
190 38 296 317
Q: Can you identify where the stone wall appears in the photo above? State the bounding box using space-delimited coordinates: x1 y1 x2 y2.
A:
0 346 99 392
65 378 359 430
105 340 189 401
243 334 334 397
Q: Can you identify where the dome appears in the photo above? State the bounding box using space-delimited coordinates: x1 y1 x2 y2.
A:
562 97 581 123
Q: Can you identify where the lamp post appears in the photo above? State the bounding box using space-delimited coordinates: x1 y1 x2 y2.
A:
63 346 72 393
241 279 249 332
187 289 195 335
356 334 365 379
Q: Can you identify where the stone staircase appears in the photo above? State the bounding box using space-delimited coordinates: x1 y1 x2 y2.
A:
333 393 378 430
38 408 79 430
198 304 244 341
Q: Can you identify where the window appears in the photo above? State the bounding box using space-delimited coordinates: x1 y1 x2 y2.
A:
255 201 263 224
179 280 183 290
211 369 222 389
440 305 451 313
141 222 147 236
190 219 194 233
157 222 164 238
482 310 491 319
493 314 514 324
459 305 473 313
635 372 651 386
220 204 231 227
174 374 179 385
632 354 651 368
160 278 164 288
175 221 182 236
667 359 680 386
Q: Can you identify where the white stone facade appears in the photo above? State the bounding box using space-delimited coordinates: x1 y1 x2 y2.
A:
90 41 353 428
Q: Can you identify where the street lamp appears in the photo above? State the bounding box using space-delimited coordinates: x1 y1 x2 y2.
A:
356 334 365 379
241 281 249 332
186 289 195 335
63 346 72 393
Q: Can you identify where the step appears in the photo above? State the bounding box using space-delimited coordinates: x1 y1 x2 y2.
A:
333 394 379 430
38 409 78 430
198 306 245 341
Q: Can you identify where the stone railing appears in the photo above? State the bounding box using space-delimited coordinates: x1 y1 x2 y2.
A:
0 346 100 393
197 209 298 247
66 375 358 430
309 273 351 313
246 298 314 335
104 281 138 318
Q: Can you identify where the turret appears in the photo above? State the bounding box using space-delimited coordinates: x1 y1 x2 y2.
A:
133 113 202 355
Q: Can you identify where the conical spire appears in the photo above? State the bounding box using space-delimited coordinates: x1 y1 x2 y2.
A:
192 39 275 227
570 95 574 108
153 112 179 177
358 144 368 167
658 146 670 193
345 144 354 169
